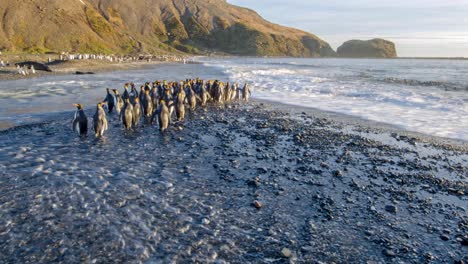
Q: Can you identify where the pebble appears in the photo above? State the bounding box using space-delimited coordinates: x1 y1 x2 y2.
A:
281 247 292 258
440 234 450 241
35 157 46 163
253 200 262 209
202 218 210 225
382 249 396 257
333 170 343 177
385 205 398 213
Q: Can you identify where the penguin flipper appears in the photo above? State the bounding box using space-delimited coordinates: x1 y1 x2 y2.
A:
73 119 80 134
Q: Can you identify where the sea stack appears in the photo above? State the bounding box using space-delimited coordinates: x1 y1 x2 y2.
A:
337 38 397 58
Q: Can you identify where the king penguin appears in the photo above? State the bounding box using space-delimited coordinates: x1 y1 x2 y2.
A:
112 89 124 114
120 98 134 130
133 97 141 128
72 104 88 136
157 99 170 132
242 83 251 102
104 88 115 113
93 102 108 137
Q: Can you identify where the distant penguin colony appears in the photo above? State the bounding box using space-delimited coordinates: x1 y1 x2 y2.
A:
72 79 251 137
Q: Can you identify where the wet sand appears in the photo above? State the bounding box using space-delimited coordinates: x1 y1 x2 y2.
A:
0 99 466 263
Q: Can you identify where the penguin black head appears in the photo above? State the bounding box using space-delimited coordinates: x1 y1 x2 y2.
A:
73 104 83 110
112 89 118 94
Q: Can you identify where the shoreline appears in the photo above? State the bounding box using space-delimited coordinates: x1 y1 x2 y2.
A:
0 60 182 81
3 97 467 149
255 98 468 147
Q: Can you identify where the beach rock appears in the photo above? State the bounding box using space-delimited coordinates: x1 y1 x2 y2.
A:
333 170 343 177
385 205 398 213
440 234 450 241
253 200 262 209
383 249 397 257
281 248 292 258
337 39 397 58
75 71 95 75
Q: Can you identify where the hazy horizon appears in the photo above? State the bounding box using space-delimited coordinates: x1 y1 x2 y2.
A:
229 0 468 58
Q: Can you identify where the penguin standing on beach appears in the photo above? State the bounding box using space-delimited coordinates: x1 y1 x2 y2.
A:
133 97 141 127
230 83 239 101
150 86 159 112
130 83 138 104
104 88 115 113
72 104 88 136
175 89 186 122
242 83 251 102
112 89 124 114
157 100 170 132
186 85 200 111
122 83 130 101
93 102 108 137
200 84 211 107
142 90 153 122
120 98 134 130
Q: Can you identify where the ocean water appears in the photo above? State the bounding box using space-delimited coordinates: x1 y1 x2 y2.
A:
0 58 467 141
200 58 468 141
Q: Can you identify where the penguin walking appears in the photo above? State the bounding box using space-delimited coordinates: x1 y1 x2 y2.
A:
133 97 141 128
103 88 115 113
142 90 153 122
120 98 134 130
200 85 210 107
175 89 186 122
157 100 170 132
72 104 88 136
93 102 108 137
150 86 159 113
242 83 251 102
230 83 239 101
112 89 124 114
122 83 130 101
186 85 200 111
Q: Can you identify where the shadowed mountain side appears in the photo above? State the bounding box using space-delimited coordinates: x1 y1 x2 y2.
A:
0 0 336 57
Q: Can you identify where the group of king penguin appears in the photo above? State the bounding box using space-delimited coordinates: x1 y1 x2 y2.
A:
72 79 251 137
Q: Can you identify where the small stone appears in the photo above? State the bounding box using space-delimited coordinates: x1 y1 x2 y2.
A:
333 170 343 177
440 234 450 241
281 247 292 258
35 157 46 163
385 205 397 213
382 249 396 257
460 236 468 246
253 200 262 209
201 218 210 225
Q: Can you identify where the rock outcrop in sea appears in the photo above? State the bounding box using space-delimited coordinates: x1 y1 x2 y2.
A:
337 38 397 58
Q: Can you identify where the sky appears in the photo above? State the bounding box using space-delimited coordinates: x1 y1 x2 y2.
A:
228 0 468 57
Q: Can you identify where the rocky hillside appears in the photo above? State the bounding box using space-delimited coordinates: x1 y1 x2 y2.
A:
337 39 397 58
0 0 335 57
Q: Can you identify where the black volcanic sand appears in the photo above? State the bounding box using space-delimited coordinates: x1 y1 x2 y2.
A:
0 101 467 263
